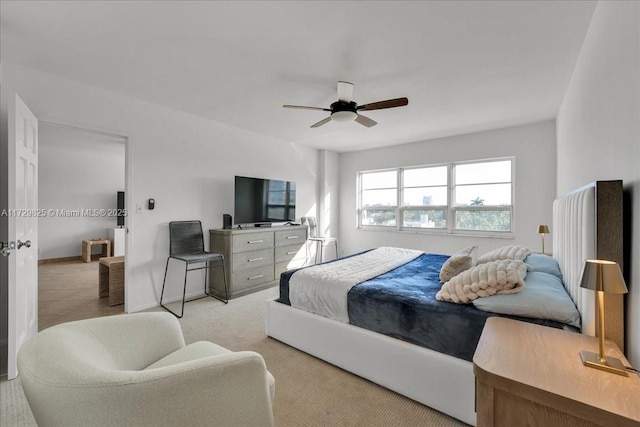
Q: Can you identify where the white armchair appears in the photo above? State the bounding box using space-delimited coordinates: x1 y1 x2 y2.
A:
17 312 275 427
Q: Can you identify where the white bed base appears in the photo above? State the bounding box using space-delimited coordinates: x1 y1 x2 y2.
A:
265 180 622 426
266 298 476 425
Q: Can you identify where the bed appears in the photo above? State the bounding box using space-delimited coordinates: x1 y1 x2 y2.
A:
265 180 624 426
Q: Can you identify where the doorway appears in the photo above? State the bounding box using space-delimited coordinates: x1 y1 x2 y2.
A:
37 122 126 330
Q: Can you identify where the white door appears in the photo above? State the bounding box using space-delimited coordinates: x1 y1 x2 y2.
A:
7 94 39 379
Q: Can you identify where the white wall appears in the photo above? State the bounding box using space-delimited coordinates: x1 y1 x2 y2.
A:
339 121 557 257
557 1 640 366
0 62 319 313
39 123 125 259
318 150 340 239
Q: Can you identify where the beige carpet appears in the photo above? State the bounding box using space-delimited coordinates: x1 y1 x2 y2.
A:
1 286 469 426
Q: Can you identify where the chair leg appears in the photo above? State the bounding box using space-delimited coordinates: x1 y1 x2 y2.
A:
160 258 188 319
205 259 229 304
159 257 171 310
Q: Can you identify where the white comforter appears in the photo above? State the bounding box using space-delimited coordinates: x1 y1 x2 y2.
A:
289 247 423 322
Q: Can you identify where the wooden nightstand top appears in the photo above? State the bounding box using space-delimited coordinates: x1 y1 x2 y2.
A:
473 317 640 426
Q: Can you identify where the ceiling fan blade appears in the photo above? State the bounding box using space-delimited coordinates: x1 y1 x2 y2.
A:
357 97 408 111
337 81 354 103
355 114 377 127
310 116 332 128
283 105 331 111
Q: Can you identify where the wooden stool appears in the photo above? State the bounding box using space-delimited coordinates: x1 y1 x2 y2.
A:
99 256 125 306
82 239 111 263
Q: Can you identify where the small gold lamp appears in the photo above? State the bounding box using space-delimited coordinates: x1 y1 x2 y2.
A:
537 225 550 254
579 259 629 376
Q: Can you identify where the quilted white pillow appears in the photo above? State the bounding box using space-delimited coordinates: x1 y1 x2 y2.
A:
436 259 528 304
476 245 531 265
439 246 477 283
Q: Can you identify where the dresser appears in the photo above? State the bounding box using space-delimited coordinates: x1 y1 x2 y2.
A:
473 317 640 427
209 225 308 298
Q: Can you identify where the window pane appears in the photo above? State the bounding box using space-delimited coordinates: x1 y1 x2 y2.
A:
362 209 396 226
362 189 397 207
454 184 511 206
455 210 511 231
403 209 446 228
455 161 511 185
362 170 397 189
404 166 447 187
403 187 447 206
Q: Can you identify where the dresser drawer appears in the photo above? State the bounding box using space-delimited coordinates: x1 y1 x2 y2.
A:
233 248 274 271
275 243 305 263
232 265 275 291
275 258 307 278
232 232 274 253
275 228 307 247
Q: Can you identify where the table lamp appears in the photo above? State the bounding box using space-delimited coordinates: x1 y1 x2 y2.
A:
537 225 550 254
579 259 628 376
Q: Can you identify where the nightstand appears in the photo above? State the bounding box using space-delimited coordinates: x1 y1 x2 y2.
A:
473 318 640 427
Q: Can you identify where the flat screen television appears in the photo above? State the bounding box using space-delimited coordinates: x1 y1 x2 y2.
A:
234 176 296 225
116 191 125 227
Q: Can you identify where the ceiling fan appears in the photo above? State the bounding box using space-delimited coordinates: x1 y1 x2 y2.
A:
283 81 408 128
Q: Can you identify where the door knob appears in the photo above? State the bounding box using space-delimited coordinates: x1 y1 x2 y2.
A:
0 241 11 257
17 240 31 249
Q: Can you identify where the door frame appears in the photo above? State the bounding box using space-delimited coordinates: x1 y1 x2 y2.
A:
38 119 131 313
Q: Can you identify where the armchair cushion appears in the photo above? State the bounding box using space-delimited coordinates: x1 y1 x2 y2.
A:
17 312 275 427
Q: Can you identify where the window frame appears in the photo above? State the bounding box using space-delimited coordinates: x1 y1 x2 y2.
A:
357 157 515 237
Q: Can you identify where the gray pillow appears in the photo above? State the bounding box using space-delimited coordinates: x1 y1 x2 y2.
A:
472 271 580 328
524 253 563 279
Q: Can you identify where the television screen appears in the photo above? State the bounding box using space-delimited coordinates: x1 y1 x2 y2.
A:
117 191 125 227
234 176 296 225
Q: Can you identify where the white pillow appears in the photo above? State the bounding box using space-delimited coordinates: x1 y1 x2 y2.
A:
476 245 531 265
439 246 477 283
436 259 528 304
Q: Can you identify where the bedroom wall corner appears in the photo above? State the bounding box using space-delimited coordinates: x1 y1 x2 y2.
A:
318 150 340 243
556 0 640 367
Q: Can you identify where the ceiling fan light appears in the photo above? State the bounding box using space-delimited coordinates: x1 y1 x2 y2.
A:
331 110 357 122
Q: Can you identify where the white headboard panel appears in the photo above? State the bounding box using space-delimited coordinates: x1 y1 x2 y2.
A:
552 180 624 350
553 184 596 336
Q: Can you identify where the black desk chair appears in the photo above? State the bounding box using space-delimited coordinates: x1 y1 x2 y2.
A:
160 220 228 318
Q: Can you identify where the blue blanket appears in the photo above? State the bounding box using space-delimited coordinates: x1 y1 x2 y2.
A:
280 252 568 362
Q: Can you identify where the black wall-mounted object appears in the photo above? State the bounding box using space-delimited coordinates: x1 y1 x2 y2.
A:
116 191 125 227
148 198 155 210
223 214 232 229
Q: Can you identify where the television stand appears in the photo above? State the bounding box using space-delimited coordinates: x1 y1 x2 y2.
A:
209 225 308 298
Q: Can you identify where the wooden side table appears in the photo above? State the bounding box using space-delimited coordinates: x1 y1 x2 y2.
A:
82 239 111 262
473 317 640 427
98 256 125 306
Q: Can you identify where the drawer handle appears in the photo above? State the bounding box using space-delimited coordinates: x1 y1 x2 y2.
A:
248 239 264 244
248 274 264 280
287 251 297 255
248 257 264 262
286 236 299 240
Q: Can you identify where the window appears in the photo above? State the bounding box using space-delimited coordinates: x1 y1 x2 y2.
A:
402 166 448 229
359 170 397 226
453 160 512 232
357 158 513 234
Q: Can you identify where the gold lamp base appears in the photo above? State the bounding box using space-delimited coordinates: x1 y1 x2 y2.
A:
580 350 629 376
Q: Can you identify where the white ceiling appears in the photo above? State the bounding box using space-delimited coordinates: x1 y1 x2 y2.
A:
1 1 596 152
